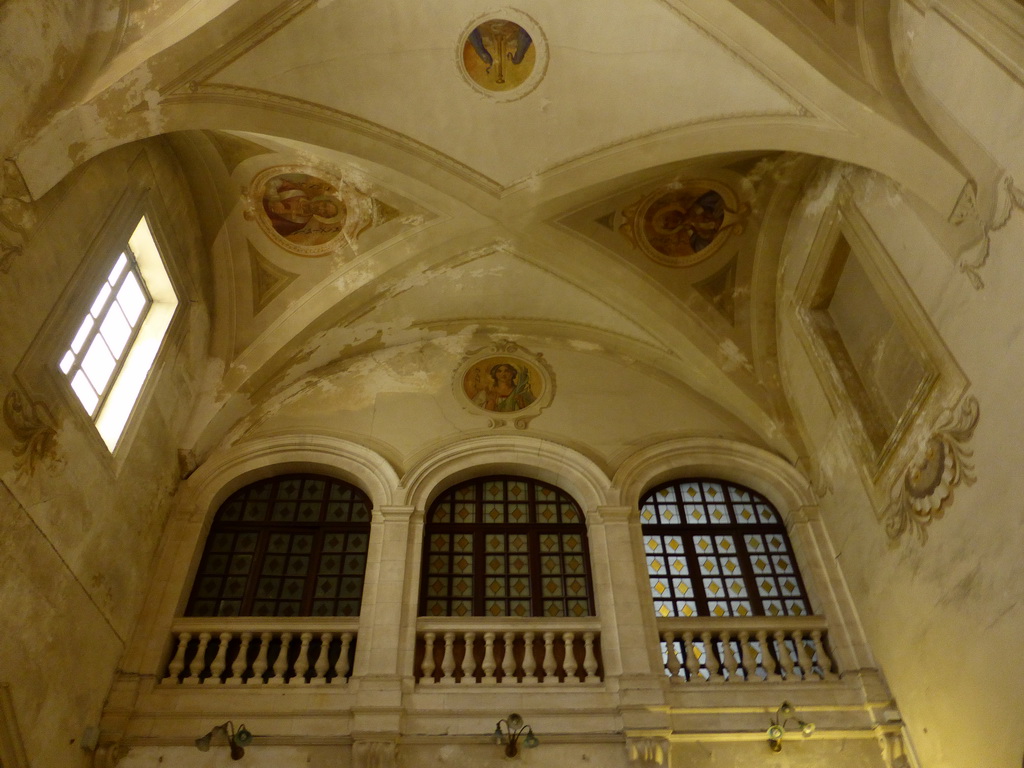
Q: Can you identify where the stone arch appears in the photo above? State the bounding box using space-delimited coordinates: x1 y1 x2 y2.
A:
400 434 613 515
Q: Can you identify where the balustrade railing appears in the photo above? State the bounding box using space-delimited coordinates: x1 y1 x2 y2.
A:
658 616 838 683
161 619 358 686
415 618 602 685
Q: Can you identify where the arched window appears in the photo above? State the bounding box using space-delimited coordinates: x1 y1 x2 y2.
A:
641 478 810 618
186 473 371 618
420 476 595 618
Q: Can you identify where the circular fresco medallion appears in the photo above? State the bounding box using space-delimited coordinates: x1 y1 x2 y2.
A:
620 180 746 268
462 356 543 414
458 13 546 100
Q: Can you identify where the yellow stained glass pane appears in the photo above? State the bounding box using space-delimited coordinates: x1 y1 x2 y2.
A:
658 605 670 617
654 580 667 595
649 559 663 573
713 605 726 617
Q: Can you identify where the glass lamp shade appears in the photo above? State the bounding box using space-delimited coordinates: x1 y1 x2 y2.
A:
234 726 253 747
524 729 539 749
767 724 785 741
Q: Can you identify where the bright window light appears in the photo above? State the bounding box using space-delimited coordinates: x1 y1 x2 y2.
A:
60 216 178 451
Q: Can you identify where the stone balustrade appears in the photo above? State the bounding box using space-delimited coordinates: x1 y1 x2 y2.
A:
161 618 358 685
658 615 838 683
415 618 603 685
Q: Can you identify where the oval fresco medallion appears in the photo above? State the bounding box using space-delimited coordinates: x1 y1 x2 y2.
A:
458 13 546 100
463 356 543 414
250 168 381 257
620 180 747 268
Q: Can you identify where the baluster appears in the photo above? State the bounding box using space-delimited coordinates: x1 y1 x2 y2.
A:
269 632 292 684
663 631 681 678
481 632 497 684
185 632 211 684
543 632 557 683
312 633 331 684
522 632 538 683
226 632 251 685
738 631 757 682
208 632 232 683
812 630 837 680
757 630 780 682
701 631 722 683
721 631 739 682
251 632 272 683
164 632 190 684
291 633 312 684
793 630 814 681
501 632 517 682
774 630 795 680
562 633 577 682
683 631 702 682
461 632 475 683
421 632 436 683
335 632 353 683
583 632 599 684
440 632 456 685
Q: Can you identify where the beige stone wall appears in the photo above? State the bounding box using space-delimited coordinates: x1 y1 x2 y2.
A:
0 140 210 767
778 162 1024 768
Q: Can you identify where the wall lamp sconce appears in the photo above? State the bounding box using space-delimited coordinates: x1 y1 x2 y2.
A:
766 701 815 752
195 721 253 760
493 713 539 757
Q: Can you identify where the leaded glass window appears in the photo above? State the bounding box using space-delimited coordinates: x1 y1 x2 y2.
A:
641 478 810 618
420 476 595 618
186 474 371 618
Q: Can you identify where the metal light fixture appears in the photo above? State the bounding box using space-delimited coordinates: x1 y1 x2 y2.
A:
766 701 815 752
492 713 539 757
195 721 253 761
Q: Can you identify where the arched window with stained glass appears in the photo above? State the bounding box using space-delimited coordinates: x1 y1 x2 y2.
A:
640 478 811 618
419 475 595 618
185 473 372 618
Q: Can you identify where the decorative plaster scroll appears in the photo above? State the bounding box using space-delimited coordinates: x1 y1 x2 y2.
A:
948 176 1024 290
627 737 668 768
884 395 979 542
353 740 397 768
454 340 554 429
2 389 61 478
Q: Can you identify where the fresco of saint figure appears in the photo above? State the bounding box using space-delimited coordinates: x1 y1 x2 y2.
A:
261 173 347 247
463 358 538 413
462 19 535 92
644 189 727 258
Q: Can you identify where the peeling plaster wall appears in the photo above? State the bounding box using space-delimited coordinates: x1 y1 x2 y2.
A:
0 140 210 767
778 161 1024 768
0 0 99 158
238 341 767 473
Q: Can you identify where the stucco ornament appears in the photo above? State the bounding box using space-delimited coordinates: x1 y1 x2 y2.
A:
884 395 979 542
3 389 61 478
627 737 667 768
455 340 554 429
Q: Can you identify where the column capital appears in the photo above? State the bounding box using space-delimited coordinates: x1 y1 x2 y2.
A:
373 505 417 523
592 505 635 524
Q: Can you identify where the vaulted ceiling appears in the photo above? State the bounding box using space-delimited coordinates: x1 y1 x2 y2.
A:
11 0 970 466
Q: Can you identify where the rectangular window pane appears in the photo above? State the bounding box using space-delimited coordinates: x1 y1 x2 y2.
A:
117 271 147 324
89 282 113 318
70 370 99 414
98 303 132 357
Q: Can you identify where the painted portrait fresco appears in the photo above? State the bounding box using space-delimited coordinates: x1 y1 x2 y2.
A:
462 19 535 92
463 357 541 414
250 168 385 257
620 181 747 268
261 173 346 248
